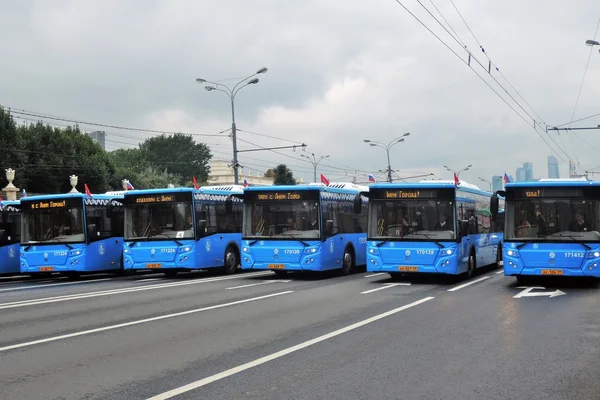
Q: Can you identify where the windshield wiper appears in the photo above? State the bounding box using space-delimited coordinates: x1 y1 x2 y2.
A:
551 233 592 250
51 237 74 250
407 232 444 248
283 233 310 246
152 233 183 246
128 234 183 246
376 239 391 247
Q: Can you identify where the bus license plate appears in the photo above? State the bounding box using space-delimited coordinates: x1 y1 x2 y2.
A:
268 264 285 269
399 266 418 272
40 266 54 272
541 269 563 275
146 263 162 269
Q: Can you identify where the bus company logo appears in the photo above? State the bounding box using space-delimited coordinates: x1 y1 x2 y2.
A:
549 252 555 259
329 241 334 253
8 246 15 258
405 250 411 256
98 243 105 255
511 243 517 248
274 248 279 255
150 248 156 255
390 242 395 248
205 240 211 252
533 243 539 249
43 252 48 259
259 241 264 246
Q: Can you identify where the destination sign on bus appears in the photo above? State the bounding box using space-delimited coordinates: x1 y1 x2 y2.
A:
23 198 82 210
508 186 600 199
124 192 192 205
245 190 319 202
371 188 454 200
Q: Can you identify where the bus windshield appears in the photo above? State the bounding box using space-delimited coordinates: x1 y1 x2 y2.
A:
243 200 321 239
22 201 85 245
368 199 456 240
506 198 600 242
125 197 194 241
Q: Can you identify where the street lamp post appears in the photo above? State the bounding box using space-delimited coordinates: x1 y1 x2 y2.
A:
363 133 410 183
478 176 492 191
443 164 472 178
301 153 329 183
586 39 600 52
196 67 268 185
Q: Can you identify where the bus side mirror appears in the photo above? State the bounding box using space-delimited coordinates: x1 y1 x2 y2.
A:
87 224 97 239
196 220 206 233
460 220 469 237
490 193 499 217
226 197 233 214
353 194 362 214
0 230 6 242
324 220 333 236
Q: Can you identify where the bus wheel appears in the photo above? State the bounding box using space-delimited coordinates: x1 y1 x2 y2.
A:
495 245 503 269
466 252 476 279
342 248 355 276
223 246 239 275
164 270 178 277
66 272 80 280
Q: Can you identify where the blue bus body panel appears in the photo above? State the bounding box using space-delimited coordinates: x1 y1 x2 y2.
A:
240 183 368 272
503 179 600 278
19 193 124 274
0 200 20 275
122 187 243 272
365 181 501 275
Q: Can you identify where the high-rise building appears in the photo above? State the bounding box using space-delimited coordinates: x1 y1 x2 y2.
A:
87 131 106 150
491 175 503 192
547 155 559 179
516 167 526 182
523 162 533 181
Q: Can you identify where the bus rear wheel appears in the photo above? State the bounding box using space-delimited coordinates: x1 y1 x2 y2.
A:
342 248 355 276
495 244 503 269
223 246 240 275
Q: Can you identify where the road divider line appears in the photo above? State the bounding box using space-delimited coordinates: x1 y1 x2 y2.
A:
447 276 490 292
226 280 292 290
146 296 435 400
364 273 386 278
0 278 113 293
135 278 162 282
0 272 272 310
360 283 411 294
0 291 294 353
495 270 504 275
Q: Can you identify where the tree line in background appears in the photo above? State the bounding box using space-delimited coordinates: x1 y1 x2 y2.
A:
0 107 297 194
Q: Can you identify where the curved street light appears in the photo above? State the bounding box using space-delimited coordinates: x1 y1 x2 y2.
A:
478 176 491 191
363 132 410 183
196 67 268 185
443 164 472 177
301 153 330 183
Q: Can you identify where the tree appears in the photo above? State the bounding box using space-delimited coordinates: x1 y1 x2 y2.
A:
138 133 212 184
264 168 275 178
0 107 26 185
273 164 296 185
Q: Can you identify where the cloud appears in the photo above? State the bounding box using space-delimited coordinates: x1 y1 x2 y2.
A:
1 0 599 185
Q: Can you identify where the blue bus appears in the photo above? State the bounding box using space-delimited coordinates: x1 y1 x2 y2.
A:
240 183 369 276
491 178 600 281
122 186 244 276
20 192 125 278
366 180 504 279
0 200 21 275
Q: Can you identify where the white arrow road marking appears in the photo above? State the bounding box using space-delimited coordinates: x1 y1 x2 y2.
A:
360 282 411 294
513 286 567 298
364 273 386 278
226 280 292 290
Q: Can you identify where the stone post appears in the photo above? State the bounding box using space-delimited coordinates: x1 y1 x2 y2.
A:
69 175 79 193
2 168 19 201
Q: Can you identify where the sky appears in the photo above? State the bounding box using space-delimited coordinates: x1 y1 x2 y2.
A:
1 0 599 188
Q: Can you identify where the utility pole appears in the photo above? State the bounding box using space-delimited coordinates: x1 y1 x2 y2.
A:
301 153 329 183
363 133 411 183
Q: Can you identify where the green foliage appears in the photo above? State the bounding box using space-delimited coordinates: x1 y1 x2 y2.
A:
273 164 296 185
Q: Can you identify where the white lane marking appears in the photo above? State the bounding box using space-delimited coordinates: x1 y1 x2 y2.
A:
0 278 112 293
447 276 490 292
135 278 162 282
226 280 292 290
360 283 411 294
0 291 293 353
146 296 435 400
0 272 272 310
364 273 386 278
495 270 504 275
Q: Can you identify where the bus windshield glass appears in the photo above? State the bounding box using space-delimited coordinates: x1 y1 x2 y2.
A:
124 193 194 241
22 198 85 245
243 197 321 240
368 199 456 240
506 198 600 242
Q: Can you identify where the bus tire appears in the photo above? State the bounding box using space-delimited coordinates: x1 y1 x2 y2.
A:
466 249 476 279
223 246 240 275
495 244 503 269
342 247 355 276
164 270 178 277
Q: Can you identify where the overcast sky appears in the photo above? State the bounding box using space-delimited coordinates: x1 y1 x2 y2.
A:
1 0 599 187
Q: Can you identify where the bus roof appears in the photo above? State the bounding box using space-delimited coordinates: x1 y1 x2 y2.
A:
20 192 122 201
370 180 490 196
123 185 245 197
505 178 600 188
0 200 19 211
244 182 369 193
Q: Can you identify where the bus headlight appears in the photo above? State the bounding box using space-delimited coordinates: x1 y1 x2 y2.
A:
587 251 600 258
369 248 379 255
305 247 318 254
507 250 517 257
70 250 82 256
442 249 453 256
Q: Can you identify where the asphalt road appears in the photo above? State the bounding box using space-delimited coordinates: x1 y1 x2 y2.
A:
0 268 598 400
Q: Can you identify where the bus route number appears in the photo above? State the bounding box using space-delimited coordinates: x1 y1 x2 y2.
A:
564 252 584 258
416 249 434 255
